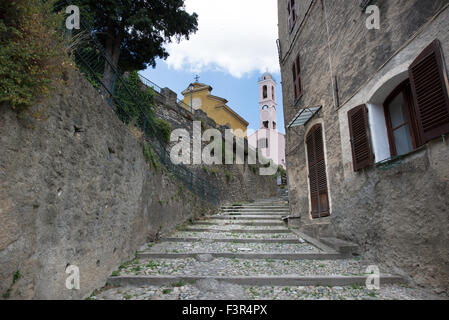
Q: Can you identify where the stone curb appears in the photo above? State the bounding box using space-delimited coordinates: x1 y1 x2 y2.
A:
289 229 339 254
107 275 404 287
136 252 343 260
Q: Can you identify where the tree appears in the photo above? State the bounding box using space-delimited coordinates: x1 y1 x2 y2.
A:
69 0 198 93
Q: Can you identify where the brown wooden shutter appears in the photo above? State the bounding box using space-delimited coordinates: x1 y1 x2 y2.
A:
409 39 449 143
287 1 292 31
348 104 374 171
291 0 296 26
306 124 329 219
292 56 301 101
295 55 302 98
292 61 298 99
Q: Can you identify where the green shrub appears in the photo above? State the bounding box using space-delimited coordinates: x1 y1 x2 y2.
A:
0 0 69 111
155 118 172 143
143 142 160 171
114 71 155 129
225 171 231 183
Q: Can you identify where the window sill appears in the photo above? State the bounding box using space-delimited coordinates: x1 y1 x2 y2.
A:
375 145 427 171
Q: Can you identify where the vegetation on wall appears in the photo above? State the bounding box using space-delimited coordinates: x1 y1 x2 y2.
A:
114 71 171 144
143 142 160 172
0 0 69 112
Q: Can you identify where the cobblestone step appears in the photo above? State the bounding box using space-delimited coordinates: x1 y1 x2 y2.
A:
136 252 343 260
212 215 283 220
167 231 297 240
142 241 320 254
219 212 288 216
221 207 289 210
92 283 433 300
107 274 403 288
184 228 292 234
88 197 409 300
109 257 374 277
159 237 304 244
195 221 285 226
221 205 288 208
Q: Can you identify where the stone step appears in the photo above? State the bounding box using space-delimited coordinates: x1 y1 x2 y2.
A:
110 257 381 278
219 212 288 216
160 237 304 244
221 206 289 209
184 228 291 234
194 221 285 227
221 207 290 211
211 215 283 220
108 275 403 288
137 252 343 260
167 231 297 241
144 241 321 254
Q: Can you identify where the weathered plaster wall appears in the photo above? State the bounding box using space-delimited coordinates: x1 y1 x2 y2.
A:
0 70 215 300
278 0 449 293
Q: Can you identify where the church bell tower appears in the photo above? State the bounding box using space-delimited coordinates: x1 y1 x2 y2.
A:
258 73 277 130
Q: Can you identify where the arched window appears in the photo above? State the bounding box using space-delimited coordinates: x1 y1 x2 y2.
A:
263 85 268 99
272 86 275 100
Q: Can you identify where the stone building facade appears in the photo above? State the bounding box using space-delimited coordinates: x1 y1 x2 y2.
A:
278 0 449 293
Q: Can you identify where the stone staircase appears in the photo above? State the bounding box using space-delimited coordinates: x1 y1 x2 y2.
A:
89 199 422 300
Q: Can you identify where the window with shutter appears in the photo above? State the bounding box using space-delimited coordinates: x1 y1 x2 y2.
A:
348 104 374 171
292 55 302 101
287 0 296 32
384 80 421 156
409 39 449 143
306 124 330 219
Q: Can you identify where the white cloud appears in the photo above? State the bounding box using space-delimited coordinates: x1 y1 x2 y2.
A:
165 0 280 78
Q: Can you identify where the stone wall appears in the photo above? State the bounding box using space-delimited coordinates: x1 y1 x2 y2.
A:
278 0 449 293
152 88 279 205
0 69 215 300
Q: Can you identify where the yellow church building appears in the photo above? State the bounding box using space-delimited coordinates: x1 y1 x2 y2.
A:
181 82 248 138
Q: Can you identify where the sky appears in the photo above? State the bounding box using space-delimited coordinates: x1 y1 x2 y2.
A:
140 0 285 134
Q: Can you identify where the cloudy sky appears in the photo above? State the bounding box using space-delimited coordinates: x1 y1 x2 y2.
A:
141 0 285 133
166 0 280 78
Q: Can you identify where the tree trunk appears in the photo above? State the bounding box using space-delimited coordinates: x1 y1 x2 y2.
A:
101 27 124 99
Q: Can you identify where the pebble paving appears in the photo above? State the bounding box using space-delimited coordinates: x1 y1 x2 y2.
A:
89 199 443 300
91 283 441 300
169 231 297 240
112 257 370 277
143 241 320 254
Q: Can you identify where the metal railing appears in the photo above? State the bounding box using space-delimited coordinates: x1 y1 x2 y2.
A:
59 1 217 205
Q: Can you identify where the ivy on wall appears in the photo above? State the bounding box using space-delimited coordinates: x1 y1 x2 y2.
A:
0 0 70 112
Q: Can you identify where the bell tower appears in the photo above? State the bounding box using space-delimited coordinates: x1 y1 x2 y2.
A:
258 73 277 130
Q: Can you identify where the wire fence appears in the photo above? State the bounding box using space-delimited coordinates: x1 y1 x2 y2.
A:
59 1 217 205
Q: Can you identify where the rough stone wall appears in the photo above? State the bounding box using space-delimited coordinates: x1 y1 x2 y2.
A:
152 88 279 205
0 69 214 300
278 0 449 293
